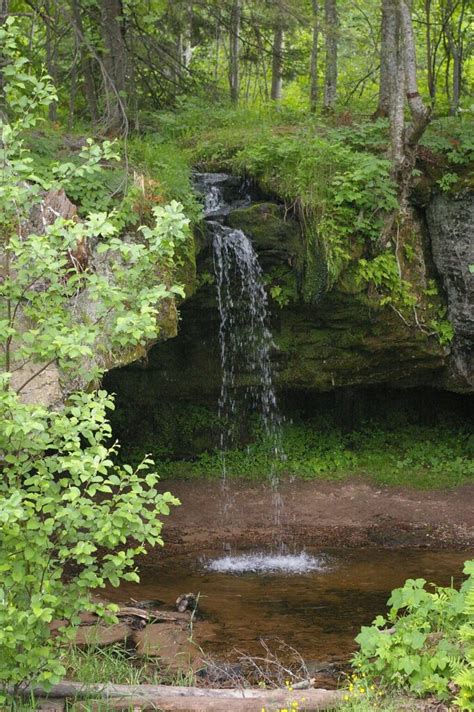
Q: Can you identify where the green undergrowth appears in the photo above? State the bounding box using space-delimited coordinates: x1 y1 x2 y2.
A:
22 125 200 227
125 420 473 490
153 105 473 300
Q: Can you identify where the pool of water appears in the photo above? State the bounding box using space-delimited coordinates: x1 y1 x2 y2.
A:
105 548 469 676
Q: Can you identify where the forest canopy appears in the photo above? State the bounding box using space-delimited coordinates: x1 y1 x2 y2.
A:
1 0 472 133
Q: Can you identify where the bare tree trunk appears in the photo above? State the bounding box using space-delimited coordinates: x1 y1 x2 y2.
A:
0 0 9 116
44 0 58 121
388 0 430 201
70 0 99 123
270 25 284 101
229 0 241 104
310 0 320 112
377 0 397 117
183 2 193 69
424 0 436 103
101 0 128 132
389 0 405 177
400 0 430 149
323 0 338 111
450 47 461 114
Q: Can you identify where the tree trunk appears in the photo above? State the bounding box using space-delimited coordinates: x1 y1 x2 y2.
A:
70 0 99 123
389 0 430 202
0 0 9 116
323 0 337 111
310 0 320 112
11 681 343 712
101 0 128 132
44 0 58 121
377 0 397 117
229 0 241 104
183 2 193 69
389 0 405 178
424 0 436 103
450 48 461 115
399 0 430 149
270 26 284 101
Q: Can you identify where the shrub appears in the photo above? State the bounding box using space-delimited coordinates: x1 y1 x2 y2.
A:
0 21 184 694
353 561 474 709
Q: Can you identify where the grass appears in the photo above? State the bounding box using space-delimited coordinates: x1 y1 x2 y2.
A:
124 419 473 491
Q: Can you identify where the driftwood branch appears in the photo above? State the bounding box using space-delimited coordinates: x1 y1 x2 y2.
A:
11 681 343 711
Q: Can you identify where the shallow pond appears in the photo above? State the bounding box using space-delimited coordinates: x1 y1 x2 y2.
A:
105 548 469 680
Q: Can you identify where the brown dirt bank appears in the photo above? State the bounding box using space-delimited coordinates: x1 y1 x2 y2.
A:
151 478 474 558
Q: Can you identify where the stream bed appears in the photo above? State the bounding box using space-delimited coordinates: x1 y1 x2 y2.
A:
105 547 469 680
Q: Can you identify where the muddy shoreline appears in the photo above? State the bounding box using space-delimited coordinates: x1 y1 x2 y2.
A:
148 478 474 560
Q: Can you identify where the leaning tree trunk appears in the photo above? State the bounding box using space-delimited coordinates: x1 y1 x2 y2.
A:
229 0 242 104
389 0 430 205
310 0 320 112
270 25 284 101
400 0 430 150
101 0 128 132
323 0 338 111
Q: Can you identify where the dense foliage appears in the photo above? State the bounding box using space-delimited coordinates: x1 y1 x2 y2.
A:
0 0 472 704
0 24 185 691
353 561 474 710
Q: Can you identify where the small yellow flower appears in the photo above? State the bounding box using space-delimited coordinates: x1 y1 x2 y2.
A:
370 685 375 691
359 687 365 693
344 695 350 702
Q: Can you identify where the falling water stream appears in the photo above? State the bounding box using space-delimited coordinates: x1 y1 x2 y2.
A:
196 173 320 572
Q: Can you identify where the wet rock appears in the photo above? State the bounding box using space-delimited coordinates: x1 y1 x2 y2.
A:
226 202 302 269
74 622 132 647
427 192 474 392
176 592 198 613
131 623 201 673
129 598 165 610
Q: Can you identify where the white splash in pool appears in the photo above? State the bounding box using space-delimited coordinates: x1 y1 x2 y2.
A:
204 552 329 575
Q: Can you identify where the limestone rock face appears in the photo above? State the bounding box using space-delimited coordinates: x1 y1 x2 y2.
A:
427 192 474 392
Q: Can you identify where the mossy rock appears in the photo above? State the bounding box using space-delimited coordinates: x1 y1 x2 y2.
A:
227 202 302 257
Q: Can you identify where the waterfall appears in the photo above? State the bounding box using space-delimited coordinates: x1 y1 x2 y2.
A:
213 226 284 539
195 173 285 548
194 173 324 572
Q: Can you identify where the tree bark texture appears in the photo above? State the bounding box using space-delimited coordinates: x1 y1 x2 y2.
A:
399 0 430 148
377 0 397 117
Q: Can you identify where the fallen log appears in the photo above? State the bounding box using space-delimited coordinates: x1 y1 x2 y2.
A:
14 681 343 711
